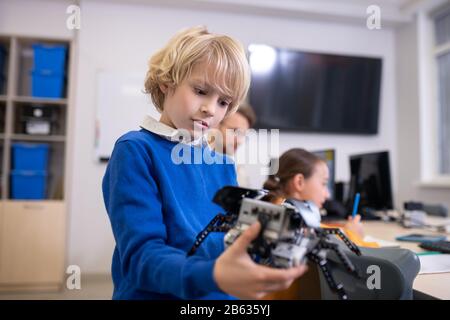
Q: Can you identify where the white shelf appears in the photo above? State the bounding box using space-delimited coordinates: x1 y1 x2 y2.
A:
11 134 65 142
0 34 71 292
12 96 67 105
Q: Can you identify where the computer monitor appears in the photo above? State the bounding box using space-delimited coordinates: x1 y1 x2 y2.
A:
348 151 393 212
312 149 335 200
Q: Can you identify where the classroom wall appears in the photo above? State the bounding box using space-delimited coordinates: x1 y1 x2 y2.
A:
1 0 399 274
0 0 73 38
73 0 398 273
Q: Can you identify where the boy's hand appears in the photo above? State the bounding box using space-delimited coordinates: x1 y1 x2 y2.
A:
213 221 308 299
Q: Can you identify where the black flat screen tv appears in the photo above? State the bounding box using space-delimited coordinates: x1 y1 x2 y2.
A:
248 44 382 134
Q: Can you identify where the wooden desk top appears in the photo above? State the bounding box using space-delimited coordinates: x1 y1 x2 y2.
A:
363 218 450 300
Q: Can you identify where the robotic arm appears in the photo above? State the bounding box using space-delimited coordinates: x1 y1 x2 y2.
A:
188 186 363 300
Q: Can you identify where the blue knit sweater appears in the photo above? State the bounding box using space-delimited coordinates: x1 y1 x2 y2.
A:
102 129 237 299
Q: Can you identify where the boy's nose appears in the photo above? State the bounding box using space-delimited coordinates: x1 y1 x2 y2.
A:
200 102 216 116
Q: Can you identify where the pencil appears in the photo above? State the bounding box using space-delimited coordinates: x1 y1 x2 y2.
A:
352 193 360 219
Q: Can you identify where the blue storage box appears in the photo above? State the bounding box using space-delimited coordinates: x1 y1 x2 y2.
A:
32 44 67 73
11 170 47 200
12 143 49 171
31 70 65 98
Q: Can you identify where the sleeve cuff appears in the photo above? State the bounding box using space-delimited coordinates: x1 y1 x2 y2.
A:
192 258 223 294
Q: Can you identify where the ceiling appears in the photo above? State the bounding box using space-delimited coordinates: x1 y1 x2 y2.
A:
317 0 419 9
79 0 447 27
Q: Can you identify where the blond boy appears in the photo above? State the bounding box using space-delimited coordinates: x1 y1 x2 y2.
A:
102 26 306 300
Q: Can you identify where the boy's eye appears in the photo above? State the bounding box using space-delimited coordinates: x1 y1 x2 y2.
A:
219 100 230 108
195 87 207 95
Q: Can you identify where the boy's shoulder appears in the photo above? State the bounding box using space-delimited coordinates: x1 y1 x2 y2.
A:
116 129 166 147
114 130 236 166
112 129 175 156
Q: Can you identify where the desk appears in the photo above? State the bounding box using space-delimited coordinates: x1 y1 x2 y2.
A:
364 218 450 300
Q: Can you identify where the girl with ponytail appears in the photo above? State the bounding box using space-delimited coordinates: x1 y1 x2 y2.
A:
262 148 375 300
263 148 372 245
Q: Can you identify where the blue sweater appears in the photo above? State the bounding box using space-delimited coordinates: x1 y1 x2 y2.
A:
102 129 237 300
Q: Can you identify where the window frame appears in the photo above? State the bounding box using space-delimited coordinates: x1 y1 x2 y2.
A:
433 7 450 177
417 5 450 188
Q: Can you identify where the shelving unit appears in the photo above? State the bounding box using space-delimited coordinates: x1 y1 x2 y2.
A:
0 35 72 291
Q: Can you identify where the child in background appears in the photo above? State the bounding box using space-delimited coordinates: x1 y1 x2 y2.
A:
209 103 257 187
263 148 372 247
261 148 376 300
102 26 307 300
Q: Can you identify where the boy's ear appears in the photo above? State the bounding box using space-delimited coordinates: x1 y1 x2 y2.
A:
159 83 168 94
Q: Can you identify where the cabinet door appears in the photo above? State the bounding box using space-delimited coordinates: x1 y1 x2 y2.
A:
0 201 65 286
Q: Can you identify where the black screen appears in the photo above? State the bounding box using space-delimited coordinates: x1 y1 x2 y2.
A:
348 151 393 211
248 45 382 134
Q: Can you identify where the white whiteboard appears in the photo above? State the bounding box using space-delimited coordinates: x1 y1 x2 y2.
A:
95 71 160 161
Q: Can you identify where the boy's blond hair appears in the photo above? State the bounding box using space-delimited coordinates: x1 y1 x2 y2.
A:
144 26 250 113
